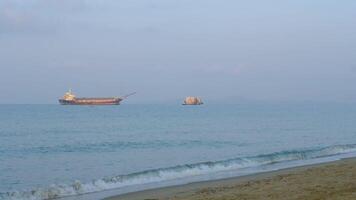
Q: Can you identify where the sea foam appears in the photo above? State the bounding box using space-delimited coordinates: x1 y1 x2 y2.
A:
2 143 356 200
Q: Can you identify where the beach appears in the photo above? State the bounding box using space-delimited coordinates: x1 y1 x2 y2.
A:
106 158 356 200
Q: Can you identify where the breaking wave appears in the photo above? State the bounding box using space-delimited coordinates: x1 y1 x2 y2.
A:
2 144 356 200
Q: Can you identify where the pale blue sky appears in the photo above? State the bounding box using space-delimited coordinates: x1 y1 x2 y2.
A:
0 0 356 103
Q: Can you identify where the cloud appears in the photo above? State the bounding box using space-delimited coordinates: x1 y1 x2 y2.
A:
0 0 89 34
201 64 249 76
1 7 28 24
0 6 32 33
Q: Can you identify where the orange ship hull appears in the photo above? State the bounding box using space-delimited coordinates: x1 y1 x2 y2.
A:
59 98 122 105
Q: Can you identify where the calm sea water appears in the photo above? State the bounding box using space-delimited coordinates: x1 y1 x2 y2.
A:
1 103 356 199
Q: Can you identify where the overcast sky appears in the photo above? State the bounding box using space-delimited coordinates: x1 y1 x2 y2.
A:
0 0 355 104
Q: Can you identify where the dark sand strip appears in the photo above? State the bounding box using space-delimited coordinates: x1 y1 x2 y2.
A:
105 158 356 200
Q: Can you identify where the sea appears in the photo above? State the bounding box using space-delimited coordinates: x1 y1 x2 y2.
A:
1 103 356 200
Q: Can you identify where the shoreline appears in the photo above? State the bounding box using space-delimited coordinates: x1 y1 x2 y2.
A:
105 157 356 200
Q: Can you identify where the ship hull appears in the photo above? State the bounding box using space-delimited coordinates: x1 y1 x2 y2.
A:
182 103 204 105
59 98 122 105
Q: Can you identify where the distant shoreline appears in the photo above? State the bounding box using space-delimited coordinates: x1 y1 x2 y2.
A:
105 157 356 200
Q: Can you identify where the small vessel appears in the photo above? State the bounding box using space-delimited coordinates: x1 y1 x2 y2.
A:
59 89 135 105
182 96 203 105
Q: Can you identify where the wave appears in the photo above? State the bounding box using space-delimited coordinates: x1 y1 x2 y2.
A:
2 144 356 200
1 140 246 155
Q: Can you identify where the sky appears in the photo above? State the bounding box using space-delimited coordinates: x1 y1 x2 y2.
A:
0 0 356 104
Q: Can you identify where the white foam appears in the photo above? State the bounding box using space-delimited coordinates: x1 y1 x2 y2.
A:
2 144 356 200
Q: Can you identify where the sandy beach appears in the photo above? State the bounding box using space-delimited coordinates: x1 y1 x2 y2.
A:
105 158 356 200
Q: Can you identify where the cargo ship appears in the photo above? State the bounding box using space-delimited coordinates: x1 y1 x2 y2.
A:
59 89 135 105
182 96 203 105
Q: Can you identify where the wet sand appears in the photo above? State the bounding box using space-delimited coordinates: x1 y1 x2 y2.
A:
105 158 356 200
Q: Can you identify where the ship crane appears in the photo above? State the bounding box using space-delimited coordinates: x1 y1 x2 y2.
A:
121 92 136 99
